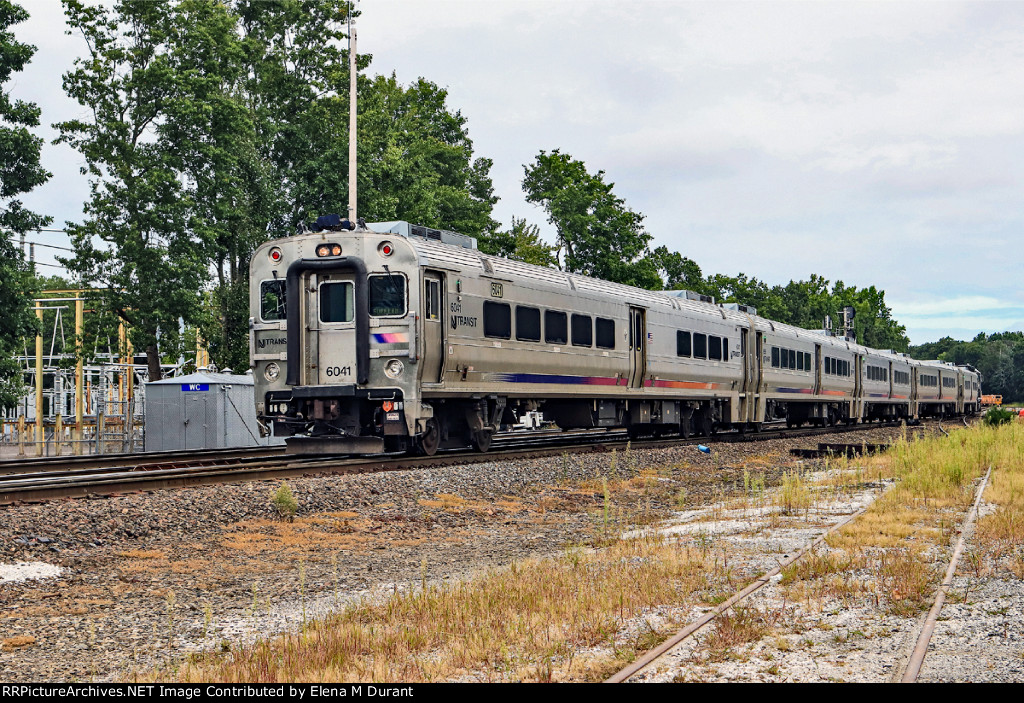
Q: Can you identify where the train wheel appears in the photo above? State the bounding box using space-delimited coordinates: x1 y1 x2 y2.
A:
416 419 440 456
471 428 493 453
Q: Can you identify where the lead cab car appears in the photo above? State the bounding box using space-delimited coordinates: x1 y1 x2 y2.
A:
250 218 490 455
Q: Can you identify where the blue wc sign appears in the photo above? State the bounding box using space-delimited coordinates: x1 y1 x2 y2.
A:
181 383 210 392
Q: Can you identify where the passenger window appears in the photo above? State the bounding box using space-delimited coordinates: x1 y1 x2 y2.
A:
571 314 592 347
772 347 779 368
545 310 568 345
693 333 707 359
677 331 692 357
596 318 615 349
261 280 287 321
483 301 511 339
368 274 406 317
319 281 354 323
708 335 722 361
789 349 797 370
722 337 730 361
516 306 541 342
425 280 440 320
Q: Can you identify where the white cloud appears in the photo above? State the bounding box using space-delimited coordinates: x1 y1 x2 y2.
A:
9 0 1024 347
892 296 1023 318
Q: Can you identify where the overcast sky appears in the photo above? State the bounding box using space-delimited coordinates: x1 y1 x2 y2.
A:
13 0 1024 344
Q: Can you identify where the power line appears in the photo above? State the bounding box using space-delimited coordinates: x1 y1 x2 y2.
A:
22 240 75 253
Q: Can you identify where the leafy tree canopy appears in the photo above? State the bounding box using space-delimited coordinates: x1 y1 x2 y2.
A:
0 0 50 406
57 0 499 374
523 150 660 289
478 216 557 267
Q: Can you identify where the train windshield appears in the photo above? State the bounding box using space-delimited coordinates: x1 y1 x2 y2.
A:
260 280 287 321
369 274 406 317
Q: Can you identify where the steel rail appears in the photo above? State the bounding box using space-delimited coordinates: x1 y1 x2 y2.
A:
606 504 871 683
0 419 928 506
0 445 286 476
900 465 993 683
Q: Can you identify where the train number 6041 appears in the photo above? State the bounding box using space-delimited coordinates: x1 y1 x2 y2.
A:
325 366 351 377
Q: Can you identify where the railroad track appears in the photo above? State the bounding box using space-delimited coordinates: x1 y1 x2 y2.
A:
605 442 990 684
0 419 927 505
0 445 286 476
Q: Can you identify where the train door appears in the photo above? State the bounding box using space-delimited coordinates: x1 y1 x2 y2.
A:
854 354 863 419
887 361 893 399
814 344 822 395
628 307 647 388
314 272 359 385
741 329 757 422
911 367 919 418
422 271 445 383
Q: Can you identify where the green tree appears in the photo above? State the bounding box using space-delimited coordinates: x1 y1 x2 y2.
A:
705 272 785 321
650 245 706 294
58 0 211 381
522 150 659 289
478 216 556 267
0 1 50 406
168 0 273 372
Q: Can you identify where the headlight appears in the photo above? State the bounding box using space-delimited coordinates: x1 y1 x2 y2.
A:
264 362 280 381
384 359 404 379
316 243 342 257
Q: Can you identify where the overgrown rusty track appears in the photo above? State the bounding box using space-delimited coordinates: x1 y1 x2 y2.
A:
606 430 987 685
0 420 927 505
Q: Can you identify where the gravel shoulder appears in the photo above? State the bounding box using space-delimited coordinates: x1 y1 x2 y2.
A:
2 423 1005 683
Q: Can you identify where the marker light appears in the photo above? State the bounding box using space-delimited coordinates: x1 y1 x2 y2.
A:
378 241 394 257
269 247 282 263
316 243 341 257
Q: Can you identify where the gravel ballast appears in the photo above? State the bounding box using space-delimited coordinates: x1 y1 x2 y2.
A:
2 422 1016 682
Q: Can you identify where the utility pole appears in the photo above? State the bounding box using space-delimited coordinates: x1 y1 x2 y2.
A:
35 301 43 455
347 6 358 223
75 295 84 455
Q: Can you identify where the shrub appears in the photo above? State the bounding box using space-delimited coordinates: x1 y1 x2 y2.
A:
983 406 1014 427
272 481 298 521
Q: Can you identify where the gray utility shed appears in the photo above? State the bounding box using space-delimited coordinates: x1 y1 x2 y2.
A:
144 372 273 451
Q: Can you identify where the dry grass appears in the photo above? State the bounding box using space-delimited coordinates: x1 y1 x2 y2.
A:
974 422 1024 577
118 549 167 560
779 422 1015 616
1 635 37 650
147 533 735 683
701 605 778 661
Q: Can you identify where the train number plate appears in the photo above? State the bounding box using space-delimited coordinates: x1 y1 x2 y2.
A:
386 412 401 422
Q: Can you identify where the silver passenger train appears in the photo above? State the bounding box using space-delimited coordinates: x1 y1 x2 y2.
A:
250 219 981 455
